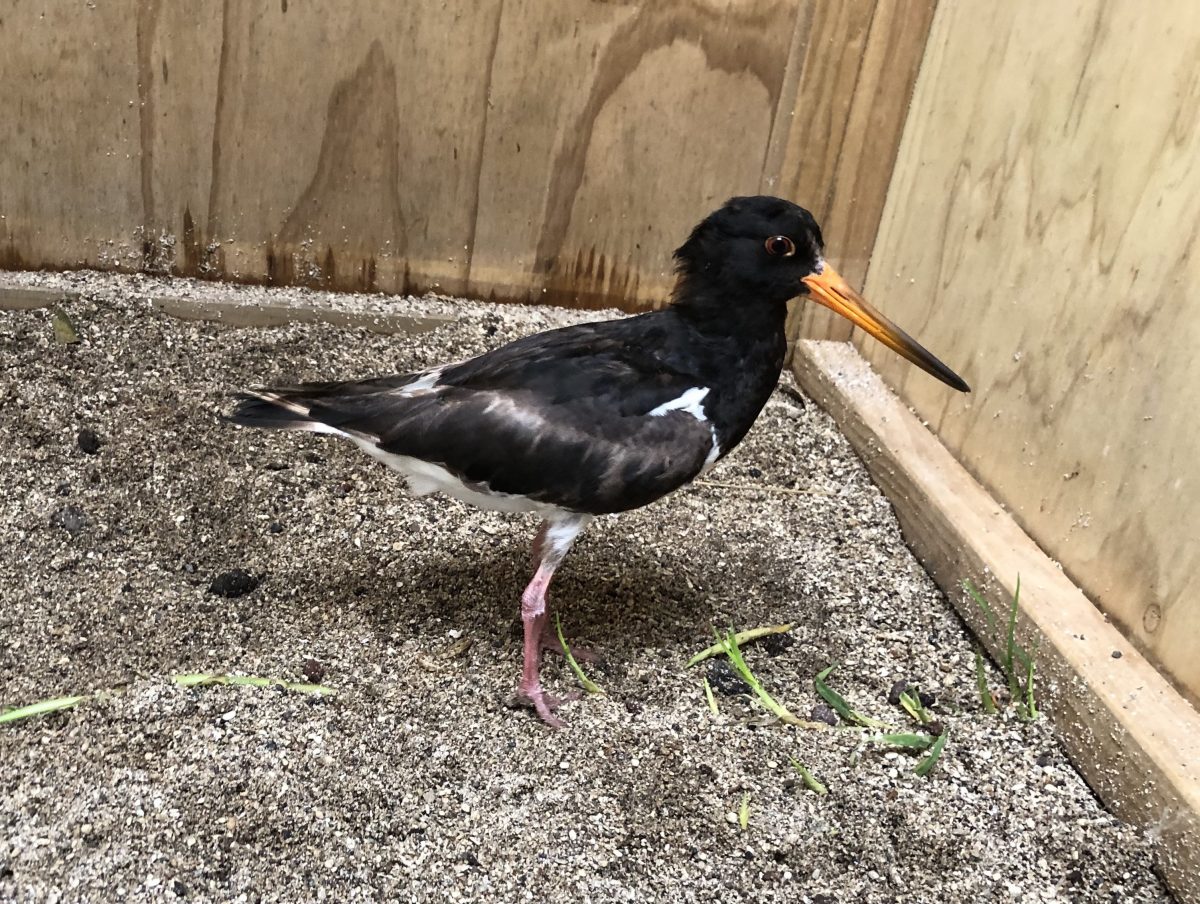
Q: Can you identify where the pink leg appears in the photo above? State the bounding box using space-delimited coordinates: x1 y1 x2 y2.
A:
514 516 590 727
529 523 598 663
516 563 576 727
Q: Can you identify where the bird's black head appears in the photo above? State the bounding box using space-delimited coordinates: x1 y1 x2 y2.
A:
672 195 971 392
672 195 824 307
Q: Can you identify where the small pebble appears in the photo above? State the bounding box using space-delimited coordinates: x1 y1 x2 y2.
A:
208 569 260 598
50 505 86 535
302 658 326 683
76 428 102 455
760 633 794 657
707 661 751 698
810 703 839 727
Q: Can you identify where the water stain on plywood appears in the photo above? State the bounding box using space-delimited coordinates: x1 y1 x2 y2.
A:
272 40 407 292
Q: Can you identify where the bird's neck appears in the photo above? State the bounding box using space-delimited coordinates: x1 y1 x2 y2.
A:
669 282 790 343
663 291 790 456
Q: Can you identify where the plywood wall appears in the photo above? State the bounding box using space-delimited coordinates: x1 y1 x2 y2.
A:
0 0 932 321
858 0 1200 702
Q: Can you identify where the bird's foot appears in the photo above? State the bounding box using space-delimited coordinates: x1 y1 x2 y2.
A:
516 680 580 729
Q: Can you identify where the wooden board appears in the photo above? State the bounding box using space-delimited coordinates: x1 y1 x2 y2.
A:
0 281 450 335
0 0 933 327
857 0 1200 704
793 339 1200 904
779 0 937 342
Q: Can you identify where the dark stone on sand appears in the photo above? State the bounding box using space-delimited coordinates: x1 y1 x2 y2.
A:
707 660 751 697
760 632 794 657
77 428 102 455
302 658 326 683
208 569 260 598
888 679 908 706
51 505 86 535
810 703 839 726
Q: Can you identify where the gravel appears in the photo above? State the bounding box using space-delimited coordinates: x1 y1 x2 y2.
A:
0 271 1172 903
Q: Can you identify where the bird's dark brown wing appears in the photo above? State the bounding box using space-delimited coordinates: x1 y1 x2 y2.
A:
232 315 719 514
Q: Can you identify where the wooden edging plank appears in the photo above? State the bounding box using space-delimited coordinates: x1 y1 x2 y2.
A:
0 283 453 336
0 286 80 310
793 339 1200 904
148 296 453 336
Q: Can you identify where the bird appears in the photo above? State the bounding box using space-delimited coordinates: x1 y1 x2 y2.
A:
229 195 969 727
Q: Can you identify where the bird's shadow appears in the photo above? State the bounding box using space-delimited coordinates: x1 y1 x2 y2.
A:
276 531 723 661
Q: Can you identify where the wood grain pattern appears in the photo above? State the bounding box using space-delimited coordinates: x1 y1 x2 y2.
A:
0 0 933 325
859 0 1200 702
781 0 937 343
793 339 1200 904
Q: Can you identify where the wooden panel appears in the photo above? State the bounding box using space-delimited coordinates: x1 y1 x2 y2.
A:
793 339 1200 904
0 1 933 317
859 0 1200 701
469 0 799 310
781 0 937 342
0 2 144 270
141 0 504 296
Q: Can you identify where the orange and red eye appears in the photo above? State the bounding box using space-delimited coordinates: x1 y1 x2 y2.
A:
764 235 796 257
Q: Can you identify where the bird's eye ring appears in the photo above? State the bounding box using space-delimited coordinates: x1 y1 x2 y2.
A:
765 235 796 257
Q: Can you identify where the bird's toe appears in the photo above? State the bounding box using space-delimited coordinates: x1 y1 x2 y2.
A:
516 680 578 728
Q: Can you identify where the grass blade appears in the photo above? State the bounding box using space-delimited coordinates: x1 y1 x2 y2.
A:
872 732 935 750
738 793 751 830
554 615 604 695
716 629 815 727
171 673 336 696
974 647 998 714
964 579 997 635
1013 640 1039 721
814 665 887 729
1004 576 1021 698
914 730 949 777
898 689 932 724
687 624 793 668
790 759 829 795
703 677 719 715
0 695 88 724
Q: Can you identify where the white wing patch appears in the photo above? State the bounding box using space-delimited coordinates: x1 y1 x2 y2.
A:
393 368 442 397
648 386 710 420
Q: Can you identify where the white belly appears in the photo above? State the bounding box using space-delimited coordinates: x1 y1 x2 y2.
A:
352 439 571 518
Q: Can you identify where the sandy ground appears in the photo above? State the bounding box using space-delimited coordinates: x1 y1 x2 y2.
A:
0 272 1172 903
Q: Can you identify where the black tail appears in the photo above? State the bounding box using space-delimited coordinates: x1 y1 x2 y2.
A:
227 392 318 431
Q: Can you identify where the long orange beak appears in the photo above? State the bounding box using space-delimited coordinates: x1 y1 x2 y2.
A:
802 265 970 392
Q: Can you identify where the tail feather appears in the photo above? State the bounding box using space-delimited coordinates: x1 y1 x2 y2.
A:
228 371 432 439
228 391 343 435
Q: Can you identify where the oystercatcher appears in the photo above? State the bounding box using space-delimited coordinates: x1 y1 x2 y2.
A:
230 196 968 726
